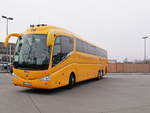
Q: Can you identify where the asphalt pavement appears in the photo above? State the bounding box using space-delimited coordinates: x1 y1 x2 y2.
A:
0 73 150 113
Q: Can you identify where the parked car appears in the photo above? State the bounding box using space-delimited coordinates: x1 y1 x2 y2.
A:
0 62 12 72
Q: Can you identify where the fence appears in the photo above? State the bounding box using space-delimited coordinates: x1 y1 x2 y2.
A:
108 63 150 73
1 63 150 73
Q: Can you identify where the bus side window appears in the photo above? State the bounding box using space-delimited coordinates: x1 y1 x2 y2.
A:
52 37 61 66
52 36 74 67
61 36 73 59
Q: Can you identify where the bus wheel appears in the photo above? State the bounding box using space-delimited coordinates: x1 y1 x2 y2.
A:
67 73 75 89
97 71 103 80
102 70 104 77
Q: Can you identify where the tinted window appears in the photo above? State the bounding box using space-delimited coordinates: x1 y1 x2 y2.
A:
76 39 107 58
76 39 86 53
52 36 74 66
52 37 61 66
61 36 74 59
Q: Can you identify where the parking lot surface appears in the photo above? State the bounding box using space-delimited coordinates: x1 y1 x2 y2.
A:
0 73 150 113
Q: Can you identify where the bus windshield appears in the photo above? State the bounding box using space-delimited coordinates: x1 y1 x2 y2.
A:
13 34 51 70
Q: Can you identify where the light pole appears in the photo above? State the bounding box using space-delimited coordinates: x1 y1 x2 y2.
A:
1 15 13 64
142 36 149 63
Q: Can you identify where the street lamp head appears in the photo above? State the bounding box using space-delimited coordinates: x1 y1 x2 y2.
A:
8 17 13 20
2 16 14 20
2 16 7 19
142 36 149 39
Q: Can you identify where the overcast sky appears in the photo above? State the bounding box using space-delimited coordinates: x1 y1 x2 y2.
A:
0 0 150 61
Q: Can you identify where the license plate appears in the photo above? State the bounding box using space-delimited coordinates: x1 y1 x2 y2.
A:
23 82 32 85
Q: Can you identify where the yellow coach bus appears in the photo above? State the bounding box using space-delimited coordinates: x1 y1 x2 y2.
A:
4 24 108 89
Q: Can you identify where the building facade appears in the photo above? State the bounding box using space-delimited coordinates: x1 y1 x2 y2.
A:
0 42 16 62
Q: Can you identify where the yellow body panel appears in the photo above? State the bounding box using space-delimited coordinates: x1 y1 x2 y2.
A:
5 25 108 89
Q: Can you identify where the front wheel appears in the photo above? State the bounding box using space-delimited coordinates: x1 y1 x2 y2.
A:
67 74 75 89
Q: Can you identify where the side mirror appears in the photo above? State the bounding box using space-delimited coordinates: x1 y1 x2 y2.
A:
47 33 54 46
4 33 22 48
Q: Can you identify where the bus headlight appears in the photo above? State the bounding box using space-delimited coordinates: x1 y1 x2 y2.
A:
39 76 51 81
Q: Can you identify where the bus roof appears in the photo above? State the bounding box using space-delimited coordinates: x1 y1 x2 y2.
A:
24 25 107 51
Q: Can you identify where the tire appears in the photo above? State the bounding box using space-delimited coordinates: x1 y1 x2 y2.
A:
97 71 103 80
67 73 75 89
102 70 104 77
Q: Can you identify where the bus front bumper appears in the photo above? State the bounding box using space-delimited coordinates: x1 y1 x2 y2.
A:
12 77 55 89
